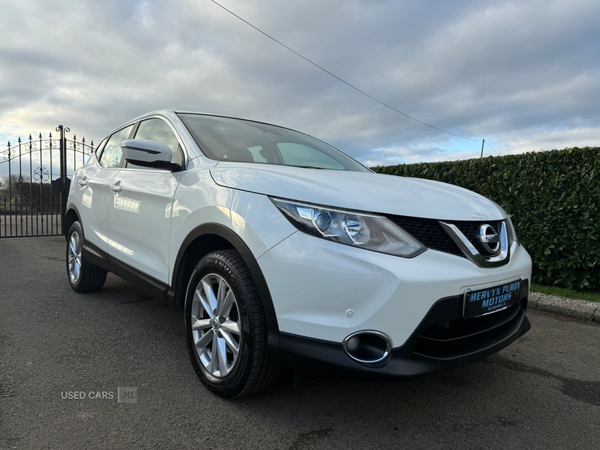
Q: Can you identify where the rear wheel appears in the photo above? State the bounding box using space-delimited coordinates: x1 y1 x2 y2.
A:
185 250 281 398
66 221 107 293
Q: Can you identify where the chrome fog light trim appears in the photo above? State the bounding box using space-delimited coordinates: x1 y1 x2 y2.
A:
343 330 392 364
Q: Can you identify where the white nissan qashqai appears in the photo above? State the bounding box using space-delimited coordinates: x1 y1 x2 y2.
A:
65 110 532 398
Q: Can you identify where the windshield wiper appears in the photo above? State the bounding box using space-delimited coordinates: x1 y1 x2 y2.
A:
291 165 326 169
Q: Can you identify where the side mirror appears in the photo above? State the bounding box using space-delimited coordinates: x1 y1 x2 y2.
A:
121 139 180 171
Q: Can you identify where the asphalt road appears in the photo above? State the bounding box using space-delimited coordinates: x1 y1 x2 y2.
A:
1 237 599 449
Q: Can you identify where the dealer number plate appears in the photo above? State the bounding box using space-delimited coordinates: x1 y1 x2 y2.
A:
463 279 522 319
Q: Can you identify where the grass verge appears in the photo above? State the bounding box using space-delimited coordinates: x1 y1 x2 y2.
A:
531 283 600 303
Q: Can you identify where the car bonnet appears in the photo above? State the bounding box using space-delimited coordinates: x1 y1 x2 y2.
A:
210 162 504 221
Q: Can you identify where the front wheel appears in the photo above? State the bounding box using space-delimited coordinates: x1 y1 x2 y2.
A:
66 221 107 293
185 250 281 398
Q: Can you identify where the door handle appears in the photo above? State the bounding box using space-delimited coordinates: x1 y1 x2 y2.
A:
78 177 88 187
110 181 122 193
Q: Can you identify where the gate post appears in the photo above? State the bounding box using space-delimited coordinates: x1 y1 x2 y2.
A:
57 125 70 235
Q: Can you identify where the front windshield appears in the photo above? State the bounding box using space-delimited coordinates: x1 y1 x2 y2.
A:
178 114 370 172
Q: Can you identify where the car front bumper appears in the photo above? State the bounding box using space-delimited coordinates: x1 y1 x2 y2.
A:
276 285 530 380
258 230 532 346
258 230 532 378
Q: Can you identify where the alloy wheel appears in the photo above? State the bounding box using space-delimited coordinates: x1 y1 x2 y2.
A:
191 273 242 378
68 231 82 284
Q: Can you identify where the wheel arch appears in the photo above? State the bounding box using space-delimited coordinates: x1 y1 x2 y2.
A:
168 223 281 352
64 206 81 241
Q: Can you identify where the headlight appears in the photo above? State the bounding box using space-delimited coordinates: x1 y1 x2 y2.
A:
506 214 519 245
492 202 519 246
271 198 426 258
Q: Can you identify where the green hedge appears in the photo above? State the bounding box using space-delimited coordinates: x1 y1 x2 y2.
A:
372 147 600 291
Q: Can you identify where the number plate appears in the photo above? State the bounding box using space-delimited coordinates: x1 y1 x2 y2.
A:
463 279 522 319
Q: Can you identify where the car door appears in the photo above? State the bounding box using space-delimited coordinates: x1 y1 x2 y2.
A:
106 117 185 284
76 125 134 254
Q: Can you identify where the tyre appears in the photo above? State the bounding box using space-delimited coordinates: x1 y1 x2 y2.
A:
185 250 281 398
66 221 107 293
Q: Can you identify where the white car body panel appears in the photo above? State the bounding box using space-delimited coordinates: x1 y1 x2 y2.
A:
168 163 298 284
211 163 504 220
107 167 184 283
70 161 119 253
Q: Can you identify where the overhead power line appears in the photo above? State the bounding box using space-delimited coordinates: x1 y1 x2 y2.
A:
484 141 502 156
208 0 479 142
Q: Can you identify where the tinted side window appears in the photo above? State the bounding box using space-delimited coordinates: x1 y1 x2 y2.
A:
99 125 134 168
95 138 108 160
132 118 182 167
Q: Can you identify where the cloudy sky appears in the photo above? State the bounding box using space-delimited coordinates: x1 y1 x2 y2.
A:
1 0 599 171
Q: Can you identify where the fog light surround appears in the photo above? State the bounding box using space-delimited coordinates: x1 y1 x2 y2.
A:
342 330 392 364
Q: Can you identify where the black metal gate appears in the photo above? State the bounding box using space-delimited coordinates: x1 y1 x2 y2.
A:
0 126 94 238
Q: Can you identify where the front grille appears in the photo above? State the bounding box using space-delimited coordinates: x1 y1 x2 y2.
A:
386 215 505 258
412 300 525 359
387 216 463 256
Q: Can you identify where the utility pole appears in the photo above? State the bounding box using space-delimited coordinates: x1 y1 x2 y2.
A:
480 139 485 158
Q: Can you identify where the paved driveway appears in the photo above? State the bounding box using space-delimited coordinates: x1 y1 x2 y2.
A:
1 237 599 449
